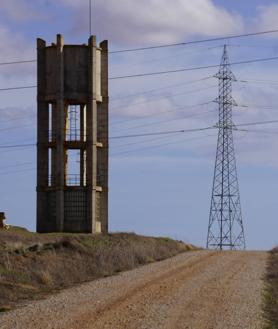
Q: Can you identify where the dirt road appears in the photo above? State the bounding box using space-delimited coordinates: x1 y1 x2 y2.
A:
1 250 267 329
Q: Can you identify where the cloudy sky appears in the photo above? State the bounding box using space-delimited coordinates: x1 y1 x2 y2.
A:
1 0 278 249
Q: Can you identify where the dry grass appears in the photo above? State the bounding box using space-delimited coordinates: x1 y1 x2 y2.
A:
0 227 195 310
264 247 278 329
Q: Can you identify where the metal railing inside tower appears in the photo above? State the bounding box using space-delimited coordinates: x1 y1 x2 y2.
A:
67 105 79 141
65 105 87 142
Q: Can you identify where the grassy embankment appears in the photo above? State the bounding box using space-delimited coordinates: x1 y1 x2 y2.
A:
264 247 278 329
0 227 194 311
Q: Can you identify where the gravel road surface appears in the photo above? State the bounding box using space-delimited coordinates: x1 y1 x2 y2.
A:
0 250 267 329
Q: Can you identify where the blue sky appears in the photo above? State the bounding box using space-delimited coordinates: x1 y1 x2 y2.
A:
1 0 278 250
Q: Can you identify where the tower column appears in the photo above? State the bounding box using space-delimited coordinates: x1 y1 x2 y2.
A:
37 38 49 233
55 34 65 232
87 36 99 232
98 40 109 232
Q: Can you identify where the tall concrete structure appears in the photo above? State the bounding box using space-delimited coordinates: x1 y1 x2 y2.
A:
37 34 108 233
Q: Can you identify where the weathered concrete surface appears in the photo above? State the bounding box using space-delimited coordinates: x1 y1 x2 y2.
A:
36 35 108 234
1 250 267 329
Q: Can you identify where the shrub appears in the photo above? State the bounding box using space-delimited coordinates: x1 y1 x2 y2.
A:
264 247 278 328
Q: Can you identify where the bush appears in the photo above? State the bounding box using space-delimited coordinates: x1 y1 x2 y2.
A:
264 247 278 328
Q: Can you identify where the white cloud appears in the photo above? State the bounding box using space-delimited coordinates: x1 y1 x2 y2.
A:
111 92 177 118
58 0 244 45
255 4 278 31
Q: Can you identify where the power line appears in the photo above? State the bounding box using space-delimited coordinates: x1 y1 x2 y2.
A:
111 134 217 156
240 129 278 135
0 29 277 67
111 119 278 139
0 86 36 92
238 78 278 86
238 104 278 110
0 129 275 172
112 132 182 150
111 109 215 134
109 29 278 54
228 44 278 50
4 77 277 96
2 56 278 88
0 77 213 95
234 119 278 128
110 126 216 139
122 45 224 68
110 84 217 111
110 56 278 80
0 60 36 66
0 143 35 149
111 76 213 101
111 101 213 126
0 128 215 147
1 119 278 149
2 73 278 94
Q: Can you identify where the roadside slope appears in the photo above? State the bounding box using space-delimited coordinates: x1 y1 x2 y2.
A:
1 250 267 329
264 247 278 328
0 229 193 310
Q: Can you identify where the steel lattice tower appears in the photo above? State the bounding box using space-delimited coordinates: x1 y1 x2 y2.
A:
207 45 246 250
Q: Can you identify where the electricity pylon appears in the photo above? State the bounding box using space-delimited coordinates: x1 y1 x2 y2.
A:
207 45 246 250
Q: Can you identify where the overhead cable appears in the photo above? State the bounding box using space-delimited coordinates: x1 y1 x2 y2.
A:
111 101 213 126
110 56 278 80
109 29 278 54
2 56 278 87
0 86 36 91
1 119 278 148
0 143 36 149
110 126 216 139
0 28 277 67
111 76 213 101
0 60 36 66
110 84 217 111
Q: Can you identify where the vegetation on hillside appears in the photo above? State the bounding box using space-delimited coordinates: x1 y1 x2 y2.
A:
0 227 194 311
264 247 278 329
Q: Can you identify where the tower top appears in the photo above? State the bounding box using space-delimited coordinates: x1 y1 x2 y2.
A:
37 34 108 49
215 45 236 81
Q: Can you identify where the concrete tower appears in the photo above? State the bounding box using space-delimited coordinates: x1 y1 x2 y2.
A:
36 35 108 233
